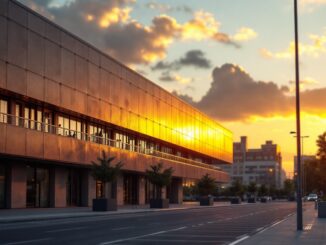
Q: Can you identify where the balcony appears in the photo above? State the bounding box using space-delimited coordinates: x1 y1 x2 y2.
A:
0 112 228 181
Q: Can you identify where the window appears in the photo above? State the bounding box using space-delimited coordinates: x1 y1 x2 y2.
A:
0 99 8 123
90 124 110 144
58 115 82 139
23 105 37 129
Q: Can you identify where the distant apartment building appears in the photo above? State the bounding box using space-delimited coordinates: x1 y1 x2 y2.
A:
220 136 283 189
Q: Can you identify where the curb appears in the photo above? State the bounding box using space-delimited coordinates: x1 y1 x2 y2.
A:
0 203 238 224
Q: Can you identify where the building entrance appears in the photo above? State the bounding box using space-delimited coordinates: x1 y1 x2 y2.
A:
26 166 49 208
123 173 138 205
66 169 82 206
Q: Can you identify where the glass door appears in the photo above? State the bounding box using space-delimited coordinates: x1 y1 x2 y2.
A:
26 166 50 208
66 169 82 206
123 174 138 205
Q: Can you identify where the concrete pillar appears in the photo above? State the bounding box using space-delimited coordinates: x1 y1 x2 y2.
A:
138 176 145 205
80 169 95 207
10 164 26 208
88 172 96 206
54 168 67 207
169 178 183 204
161 186 167 199
116 175 124 205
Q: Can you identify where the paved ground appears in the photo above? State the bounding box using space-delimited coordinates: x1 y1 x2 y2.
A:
241 202 324 245
0 202 296 245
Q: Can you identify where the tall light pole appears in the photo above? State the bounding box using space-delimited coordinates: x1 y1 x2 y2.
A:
293 0 302 231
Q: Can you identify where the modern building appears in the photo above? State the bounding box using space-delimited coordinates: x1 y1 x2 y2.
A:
220 136 282 189
0 0 232 209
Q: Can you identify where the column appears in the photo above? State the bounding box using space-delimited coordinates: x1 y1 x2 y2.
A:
10 164 26 208
116 175 124 205
54 168 67 207
138 176 145 205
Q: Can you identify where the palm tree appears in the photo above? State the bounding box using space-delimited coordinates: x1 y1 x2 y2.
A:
91 151 123 211
91 151 123 198
146 162 173 199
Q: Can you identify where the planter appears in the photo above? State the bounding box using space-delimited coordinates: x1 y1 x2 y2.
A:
318 201 326 218
199 196 214 206
247 197 256 203
150 198 169 208
260 197 268 203
230 197 241 204
92 198 117 211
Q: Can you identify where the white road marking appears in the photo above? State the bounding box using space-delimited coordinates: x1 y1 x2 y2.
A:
3 238 52 245
228 235 250 245
46 226 86 233
255 227 264 232
99 226 187 244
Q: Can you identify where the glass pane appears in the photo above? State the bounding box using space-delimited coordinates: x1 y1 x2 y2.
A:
63 117 69 136
24 108 29 128
37 110 42 131
58 116 63 135
30 109 35 129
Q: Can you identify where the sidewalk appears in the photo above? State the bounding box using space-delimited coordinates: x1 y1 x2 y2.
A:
240 203 326 245
0 201 232 223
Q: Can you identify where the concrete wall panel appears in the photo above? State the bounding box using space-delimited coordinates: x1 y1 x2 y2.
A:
100 100 110 122
0 60 6 89
45 78 60 106
0 0 8 17
100 69 110 101
75 56 88 94
61 31 75 52
26 130 44 158
88 63 100 98
60 84 73 111
73 90 87 115
61 49 75 88
28 12 45 36
87 95 100 119
8 1 27 27
45 22 61 45
7 64 26 96
0 123 6 153
86 142 100 165
0 16 7 60
27 30 44 75
59 136 73 162
10 164 26 208
27 71 44 101
8 21 27 68
45 40 61 82
89 49 100 66
5 125 26 156
54 168 67 207
44 133 60 161
75 41 88 60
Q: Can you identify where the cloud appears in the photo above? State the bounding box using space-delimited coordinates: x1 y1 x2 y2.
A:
261 30 326 59
19 1 241 65
145 1 192 13
174 63 326 121
152 49 211 71
159 71 192 84
300 0 326 12
232 27 258 41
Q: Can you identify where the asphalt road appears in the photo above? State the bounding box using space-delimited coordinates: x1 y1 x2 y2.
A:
0 202 297 245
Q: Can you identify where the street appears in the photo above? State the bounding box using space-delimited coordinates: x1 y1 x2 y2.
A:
0 202 297 245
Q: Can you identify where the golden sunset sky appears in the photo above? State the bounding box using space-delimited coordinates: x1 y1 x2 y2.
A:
20 0 326 176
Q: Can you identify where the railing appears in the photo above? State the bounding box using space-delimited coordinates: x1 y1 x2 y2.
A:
0 112 221 171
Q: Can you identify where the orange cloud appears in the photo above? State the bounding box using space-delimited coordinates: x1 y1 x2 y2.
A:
232 27 258 41
261 30 326 59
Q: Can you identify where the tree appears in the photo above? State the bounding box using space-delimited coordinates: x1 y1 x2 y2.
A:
317 132 326 161
258 184 268 197
91 151 123 198
230 180 245 197
146 162 173 199
247 182 257 196
196 174 217 196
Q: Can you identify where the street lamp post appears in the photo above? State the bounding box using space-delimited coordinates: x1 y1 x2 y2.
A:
293 0 302 231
